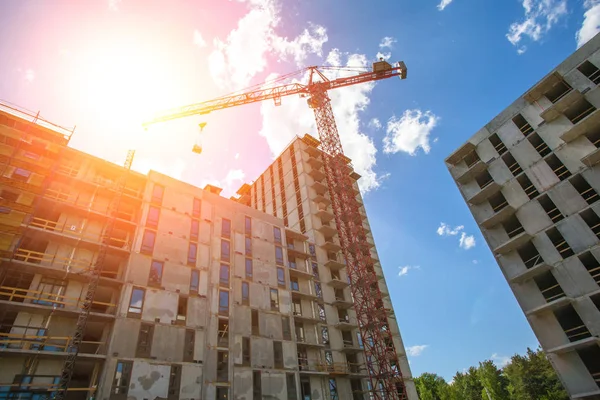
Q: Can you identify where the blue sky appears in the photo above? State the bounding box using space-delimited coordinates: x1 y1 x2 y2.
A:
2 0 599 381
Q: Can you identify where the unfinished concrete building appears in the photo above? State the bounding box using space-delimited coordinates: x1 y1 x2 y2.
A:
0 102 415 400
235 135 417 399
446 35 600 397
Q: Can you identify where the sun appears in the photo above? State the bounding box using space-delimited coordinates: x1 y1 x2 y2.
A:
73 38 183 130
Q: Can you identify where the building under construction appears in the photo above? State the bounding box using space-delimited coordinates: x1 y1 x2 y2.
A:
446 34 600 397
0 103 418 399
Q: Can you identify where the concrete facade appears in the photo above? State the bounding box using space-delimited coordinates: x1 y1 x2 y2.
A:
446 34 600 398
0 104 415 399
236 135 418 400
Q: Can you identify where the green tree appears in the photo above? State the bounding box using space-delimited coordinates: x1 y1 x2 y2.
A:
414 373 449 400
453 367 483 400
477 360 509 400
503 347 568 400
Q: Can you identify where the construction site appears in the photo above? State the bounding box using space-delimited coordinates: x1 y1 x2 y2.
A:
0 59 418 400
5 10 600 400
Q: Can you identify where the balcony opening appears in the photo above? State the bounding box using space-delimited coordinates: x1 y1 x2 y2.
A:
101 255 121 279
578 60 600 85
135 323 154 358
216 351 229 382
167 365 182 400
342 330 354 348
350 379 362 400
502 152 523 177
547 227 574 259
218 319 229 348
295 322 306 343
513 114 534 137
32 207 60 231
273 341 284 368
216 387 229 400
184 329 194 362
544 79 572 103
91 286 114 313
581 208 600 239
578 345 600 388
592 293 600 312
282 316 291 340
286 373 298 400
528 133 551 157
546 154 571 181
539 195 564 223
586 126 600 148
517 241 544 269
553 304 591 342
251 309 259 336
176 296 187 324
292 301 302 316
108 228 128 248
502 215 525 239
565 98 596 124
475 170 494 190
489 191 509 213
0 269 34 303
338 309 349 323
534 271 565 303
517 174 539 200
334 288 345 302
489 133 508 156
242 337 250 366
463 151 480 168
252 371 262 400
571 175 599 205
578 252 600 285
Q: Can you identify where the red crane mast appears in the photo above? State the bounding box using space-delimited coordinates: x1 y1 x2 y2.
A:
145 60 408 399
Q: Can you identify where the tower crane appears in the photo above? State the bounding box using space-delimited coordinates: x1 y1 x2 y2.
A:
144 60 408 399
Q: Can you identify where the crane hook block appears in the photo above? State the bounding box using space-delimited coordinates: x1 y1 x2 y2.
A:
192 144 203 154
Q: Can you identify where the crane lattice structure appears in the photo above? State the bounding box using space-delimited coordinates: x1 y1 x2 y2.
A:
144 60 408 399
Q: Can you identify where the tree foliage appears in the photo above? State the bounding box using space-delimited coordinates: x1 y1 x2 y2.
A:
414 348 568 400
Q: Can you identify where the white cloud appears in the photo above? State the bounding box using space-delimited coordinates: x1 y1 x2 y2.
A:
472 259 479 264
436 222 464 236
406 344 429 357
376 51 392 61
208 0 327 89
272 23 328 66
368 118 382 130
383 109 439 156
437 222 476 250
193 29 207 48
108 0 121 11
577 1 600 48
398 265 420 277
459 232 476 250
437 0 454 11
379 36 396 49
506 0 568 53
259 50 385 193
491 353 511 368
225 169 246 186
24 69 35 83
